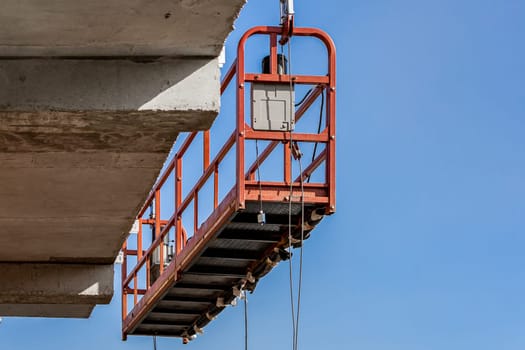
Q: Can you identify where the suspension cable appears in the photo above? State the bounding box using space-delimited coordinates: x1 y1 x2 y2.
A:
244 292 249 350
294 156 305 350
280 40 297 350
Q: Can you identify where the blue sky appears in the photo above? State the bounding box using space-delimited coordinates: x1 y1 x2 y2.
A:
1 0 524 349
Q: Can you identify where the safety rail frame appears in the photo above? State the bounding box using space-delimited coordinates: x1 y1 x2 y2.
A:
122 25 336 340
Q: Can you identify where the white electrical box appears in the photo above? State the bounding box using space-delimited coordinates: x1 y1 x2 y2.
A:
251 83 295 131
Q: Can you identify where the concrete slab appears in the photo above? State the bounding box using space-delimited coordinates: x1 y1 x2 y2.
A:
0 58 220 114
0 58 220 264
0 304 95 318
0 0 246 319
0 0 246 57
0 264 113 305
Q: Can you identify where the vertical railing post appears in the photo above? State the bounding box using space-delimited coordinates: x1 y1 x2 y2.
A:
194 193 199 235
175 155 183 254
214 163 219 209
284 142 291 183
137 219 142 261
154 190 163 274
270 33 278 74
203 130 210 171
236 35 247 210
121 241 127 322
326 46 336 214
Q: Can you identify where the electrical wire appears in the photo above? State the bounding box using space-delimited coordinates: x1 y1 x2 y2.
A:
295 88 313 107
152 335 157 350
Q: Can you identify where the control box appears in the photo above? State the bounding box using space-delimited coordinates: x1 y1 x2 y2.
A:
251 83 295 131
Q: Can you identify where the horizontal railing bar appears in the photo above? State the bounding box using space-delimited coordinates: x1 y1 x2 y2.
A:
245 180 328 188
141 219 169 225
125 288 147 295
245 73 329 84
245 130 329 143
125 249 147 256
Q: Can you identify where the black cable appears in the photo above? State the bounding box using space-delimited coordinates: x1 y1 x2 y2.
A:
152 335 157 350
295 88 313 107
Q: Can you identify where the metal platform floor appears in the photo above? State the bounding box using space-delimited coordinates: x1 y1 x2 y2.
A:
126 199 324 338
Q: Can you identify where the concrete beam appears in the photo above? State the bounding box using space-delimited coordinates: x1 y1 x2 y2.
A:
0 0 246 57
0 58 219 118
0 264 113 305
0 304 95 318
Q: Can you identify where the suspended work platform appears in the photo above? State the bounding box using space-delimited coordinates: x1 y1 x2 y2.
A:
122 26 336 342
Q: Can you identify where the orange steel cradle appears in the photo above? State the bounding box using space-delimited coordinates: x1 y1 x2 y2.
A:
121 26 336 341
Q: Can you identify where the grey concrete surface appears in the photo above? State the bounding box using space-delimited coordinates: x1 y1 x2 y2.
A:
0 58 220 113
0 0 246 319
0 0 246 57
0 304 95 318
0 264 113 304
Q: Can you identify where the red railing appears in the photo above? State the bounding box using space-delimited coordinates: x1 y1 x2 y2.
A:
122 26 336 339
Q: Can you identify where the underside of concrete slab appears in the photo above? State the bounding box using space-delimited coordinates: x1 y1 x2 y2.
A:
0 0 246 319
0 0 246 57
0 263 112 318
0 304 95 318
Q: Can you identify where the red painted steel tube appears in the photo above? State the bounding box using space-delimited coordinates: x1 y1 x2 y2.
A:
214 164 219 209
245 73 329 85
125 288 147 295
121 240 127 326
194 193 199 235
236 36 246 210
203 130 210 171
133 275 138 305
284 142 291 183
175 156 182 254
221 59 237 94
245 130 328 143
141 219 169 225
270 33 278 74
137 219 143 260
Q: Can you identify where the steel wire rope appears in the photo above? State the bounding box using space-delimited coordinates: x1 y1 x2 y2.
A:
244 291 249 350
285 33 306 350
281 41 297 350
